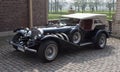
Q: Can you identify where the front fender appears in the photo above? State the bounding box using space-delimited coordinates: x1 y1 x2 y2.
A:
40 35 61 44
40 35 64 48
13 28 24 33
70 26 79 34
13 28 31 37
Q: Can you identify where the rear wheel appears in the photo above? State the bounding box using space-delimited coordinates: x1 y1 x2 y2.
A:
95 33 107 49
37 41 58 62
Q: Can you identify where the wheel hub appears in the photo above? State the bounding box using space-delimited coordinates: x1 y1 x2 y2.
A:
45 44 58 60
99 34 106 48
72 32 81 44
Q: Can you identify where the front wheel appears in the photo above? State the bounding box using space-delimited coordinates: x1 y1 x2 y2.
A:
12 33 24 51
37 41 58 62
95 33 107 49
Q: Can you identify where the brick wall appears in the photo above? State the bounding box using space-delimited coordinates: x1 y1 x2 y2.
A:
0 0 48 32
112 0 120 37
32 0 48 26
0 0 29 32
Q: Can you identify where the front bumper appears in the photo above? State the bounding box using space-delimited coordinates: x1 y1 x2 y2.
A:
9 41 37 53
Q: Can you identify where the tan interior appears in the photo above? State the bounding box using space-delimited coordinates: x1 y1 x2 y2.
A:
80 19 93 31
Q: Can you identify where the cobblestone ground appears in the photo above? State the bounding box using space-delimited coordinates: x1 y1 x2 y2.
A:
0 37 120 72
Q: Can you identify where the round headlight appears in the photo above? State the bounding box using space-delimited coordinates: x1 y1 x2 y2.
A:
27 30 32 37
38 28 44 34
34 34 42 39
34 35 38 39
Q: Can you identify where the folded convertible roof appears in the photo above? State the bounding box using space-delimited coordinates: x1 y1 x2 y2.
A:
61 13 106 19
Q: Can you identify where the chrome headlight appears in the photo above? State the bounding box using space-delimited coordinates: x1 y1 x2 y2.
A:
18 30 27 34
35 28 43 39
34 34 42 39
37 28 44 35
30 28 44 39
25 30 32 37
18 28 32 37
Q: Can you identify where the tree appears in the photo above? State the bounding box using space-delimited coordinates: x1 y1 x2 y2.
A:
112 0 115 11
80 2 87 13
73 2 79 11
49 0 54 13
94 0 100 11
106 2 113 17
54 0 58 13
73 0 87 12
88 2 95 12
73 0 81 12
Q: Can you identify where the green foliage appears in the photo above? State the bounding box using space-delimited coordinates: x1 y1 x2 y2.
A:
48 14 61 20
49 11 69 14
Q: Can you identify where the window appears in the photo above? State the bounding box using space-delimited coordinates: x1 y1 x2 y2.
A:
94 19 102 24
80 19 93 31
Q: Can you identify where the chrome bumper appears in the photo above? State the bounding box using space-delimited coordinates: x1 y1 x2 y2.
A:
9 41 37 53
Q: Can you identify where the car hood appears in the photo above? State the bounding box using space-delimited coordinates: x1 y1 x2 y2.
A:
37 26 75 34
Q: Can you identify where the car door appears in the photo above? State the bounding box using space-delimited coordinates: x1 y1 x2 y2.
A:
92 19 105 30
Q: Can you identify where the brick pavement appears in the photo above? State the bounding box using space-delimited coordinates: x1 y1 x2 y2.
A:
0 37 120 72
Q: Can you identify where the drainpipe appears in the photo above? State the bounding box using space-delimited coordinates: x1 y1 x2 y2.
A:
46 0 48 25
29 0 33 28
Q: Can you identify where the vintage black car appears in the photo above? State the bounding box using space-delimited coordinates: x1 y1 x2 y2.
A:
9 13 109 62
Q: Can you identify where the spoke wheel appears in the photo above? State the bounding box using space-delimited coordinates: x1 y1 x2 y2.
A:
72 32 81 44
38 41 58 62
95 33 107 49
99 34 106 48
45 44 58 61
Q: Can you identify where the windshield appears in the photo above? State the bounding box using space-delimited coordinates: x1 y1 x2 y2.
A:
48 18 80 27
59 18 80 26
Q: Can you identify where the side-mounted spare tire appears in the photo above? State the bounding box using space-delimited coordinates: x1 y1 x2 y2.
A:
70 30 83 44
37 41 58 62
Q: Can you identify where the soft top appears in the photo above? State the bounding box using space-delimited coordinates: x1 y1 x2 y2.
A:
61 13 106 19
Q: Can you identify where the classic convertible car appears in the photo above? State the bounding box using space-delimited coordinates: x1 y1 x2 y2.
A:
9 13 109 62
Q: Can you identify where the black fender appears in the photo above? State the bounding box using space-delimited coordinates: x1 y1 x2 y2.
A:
39 35 74 50
69 26 79 38
13 28 24 32
69 27 79 41
41 35 59 41
13 28 26 36
40 35 62 47
70 26 79 34
69 26 84 43
13 28 31 36
93 29 109 43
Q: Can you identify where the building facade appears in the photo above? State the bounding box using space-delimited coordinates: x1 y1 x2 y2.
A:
112 0 120 37
0 0 48 32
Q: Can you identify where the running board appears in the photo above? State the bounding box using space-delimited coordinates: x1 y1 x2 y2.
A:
80 42 93 46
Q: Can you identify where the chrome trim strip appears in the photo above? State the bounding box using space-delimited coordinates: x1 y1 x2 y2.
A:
56 33 64 40
80 42 93 46
61 33 69 42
